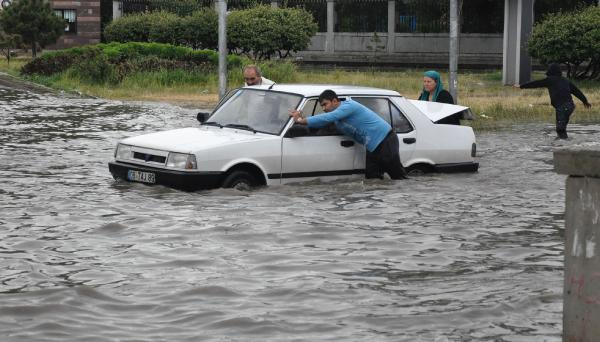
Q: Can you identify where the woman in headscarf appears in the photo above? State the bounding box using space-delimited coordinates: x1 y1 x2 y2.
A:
515 63 591 139
418 70 460 124
418 70 454 104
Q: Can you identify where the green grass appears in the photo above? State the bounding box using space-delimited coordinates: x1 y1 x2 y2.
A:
1 58 599 131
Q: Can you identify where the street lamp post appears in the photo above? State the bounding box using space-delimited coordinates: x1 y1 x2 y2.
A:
449 0 459 102
216 0 227 99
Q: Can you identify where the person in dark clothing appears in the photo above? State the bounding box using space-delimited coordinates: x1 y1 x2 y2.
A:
516 63 591 139
289 90 407 180
419 70 460 125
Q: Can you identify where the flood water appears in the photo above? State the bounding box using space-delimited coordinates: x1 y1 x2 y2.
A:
1 75 599 342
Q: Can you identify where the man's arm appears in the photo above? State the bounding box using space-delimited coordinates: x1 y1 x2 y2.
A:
518 78 549 89
569 82 592 108
306 103 354 128
289 102 354 128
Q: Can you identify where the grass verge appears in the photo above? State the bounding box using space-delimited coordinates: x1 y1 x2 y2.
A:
1 58 598 131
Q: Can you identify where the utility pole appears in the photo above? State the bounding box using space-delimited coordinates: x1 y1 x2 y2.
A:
449 0 459 102
216 0 227 99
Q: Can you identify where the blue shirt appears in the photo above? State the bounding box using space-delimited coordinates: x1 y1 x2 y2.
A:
306 99 391 152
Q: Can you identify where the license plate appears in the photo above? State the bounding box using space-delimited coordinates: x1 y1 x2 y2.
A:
127 170 156 184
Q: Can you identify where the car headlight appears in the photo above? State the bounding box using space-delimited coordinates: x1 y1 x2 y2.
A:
166 152 197 169
115 144 133 160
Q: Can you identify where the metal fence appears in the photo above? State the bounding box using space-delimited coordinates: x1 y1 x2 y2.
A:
119 0 599 34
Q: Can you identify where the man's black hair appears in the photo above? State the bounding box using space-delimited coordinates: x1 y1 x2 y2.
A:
318 89 339 103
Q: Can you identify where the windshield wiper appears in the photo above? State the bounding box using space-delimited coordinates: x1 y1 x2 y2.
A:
224 123 257 133
202 121 223 128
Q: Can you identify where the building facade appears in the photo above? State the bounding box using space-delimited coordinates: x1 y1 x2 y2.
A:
49 1 101 49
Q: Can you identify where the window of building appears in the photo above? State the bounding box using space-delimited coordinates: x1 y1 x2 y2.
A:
54 9 77 34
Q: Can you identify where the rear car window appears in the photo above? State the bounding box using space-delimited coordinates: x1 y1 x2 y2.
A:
353 97 413 134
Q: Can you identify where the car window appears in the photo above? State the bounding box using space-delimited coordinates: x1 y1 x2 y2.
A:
294 98 342 136
354 97 413 134
302 99 317 116
390 102 414 133
353 97 391 123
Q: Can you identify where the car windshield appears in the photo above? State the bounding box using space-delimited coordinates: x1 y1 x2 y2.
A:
206 89 303 135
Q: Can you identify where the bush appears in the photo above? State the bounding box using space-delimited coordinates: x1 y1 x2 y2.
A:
21 50 75 75
20 42 243 85
228 5 318 60
147 0 205 16
103 10 216 50
180 9 218 50
528 6 600 79
69 49 117 84
103 12 153 43
147 11 182 46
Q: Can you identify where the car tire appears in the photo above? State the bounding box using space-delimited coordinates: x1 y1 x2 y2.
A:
222 170 257 191
407 163 435 176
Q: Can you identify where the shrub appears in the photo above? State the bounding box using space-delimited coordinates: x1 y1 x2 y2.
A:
147 11 182 46
20 51 74 75
528 6 600 79
147 0 205 16
20 42 242 84
227 5 318 60
103 10 217 50
20 46 98 75
69 49 117 84
180 9 218 50
103 12 153 43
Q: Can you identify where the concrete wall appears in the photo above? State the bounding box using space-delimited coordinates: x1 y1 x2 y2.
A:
296 32 503 67
554 147 600 342
50 1 101 49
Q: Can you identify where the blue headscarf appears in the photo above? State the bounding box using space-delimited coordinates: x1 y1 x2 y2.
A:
419 70 443 101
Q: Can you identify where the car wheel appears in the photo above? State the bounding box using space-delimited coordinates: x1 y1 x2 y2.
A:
222 170 257 191
407 163 435 176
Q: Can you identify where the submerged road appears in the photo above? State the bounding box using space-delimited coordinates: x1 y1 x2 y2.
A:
2 74 600 341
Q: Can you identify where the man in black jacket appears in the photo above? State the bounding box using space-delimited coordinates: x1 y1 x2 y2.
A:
516 63 591 139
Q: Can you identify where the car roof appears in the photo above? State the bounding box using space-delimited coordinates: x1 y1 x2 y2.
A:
244 84 402 98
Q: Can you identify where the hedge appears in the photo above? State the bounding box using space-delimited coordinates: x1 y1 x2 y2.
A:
227 5 318 60
103 5 317 60
21 42 243 84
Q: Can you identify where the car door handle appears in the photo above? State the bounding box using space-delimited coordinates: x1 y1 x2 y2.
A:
341 140 354 147
403 138 416 144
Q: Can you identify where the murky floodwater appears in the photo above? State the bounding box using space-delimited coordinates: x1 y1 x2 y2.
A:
1 75 599 342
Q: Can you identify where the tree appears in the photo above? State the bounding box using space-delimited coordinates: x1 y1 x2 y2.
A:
0 0 65 57
0 30 22 64
528 6 600 79
228 5 317 60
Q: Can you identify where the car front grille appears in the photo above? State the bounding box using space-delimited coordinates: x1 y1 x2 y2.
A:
133 152 167 164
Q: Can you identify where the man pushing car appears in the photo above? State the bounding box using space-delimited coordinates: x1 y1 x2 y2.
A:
289 89 408 180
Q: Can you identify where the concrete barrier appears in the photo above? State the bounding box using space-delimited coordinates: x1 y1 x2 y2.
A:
554 147 600 342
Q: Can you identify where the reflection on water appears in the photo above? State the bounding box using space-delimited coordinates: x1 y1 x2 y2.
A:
1 77 599 341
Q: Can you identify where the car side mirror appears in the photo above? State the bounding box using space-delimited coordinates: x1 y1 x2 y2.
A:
197 111 210 123
285 124 309 138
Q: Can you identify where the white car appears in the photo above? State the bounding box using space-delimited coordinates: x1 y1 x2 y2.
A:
109 84 478 190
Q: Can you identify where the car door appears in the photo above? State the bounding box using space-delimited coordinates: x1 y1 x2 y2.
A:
351 97 417 170
280 98 359 184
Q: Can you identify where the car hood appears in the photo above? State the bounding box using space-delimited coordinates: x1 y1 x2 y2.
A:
120 126 273 153
408 100 471 122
